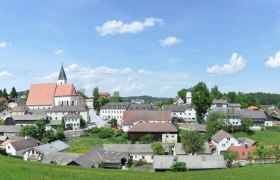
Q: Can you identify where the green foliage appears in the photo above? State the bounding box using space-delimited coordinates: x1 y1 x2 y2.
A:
110 91 123 102
0 89 2 97
181 131 205 155
61 118 65 130
0 101 5 112
206 112 225 140
108 118 118 127
191 82 212 122
99 97 110 107
80 119 87 128
91 127 101 134
0 148 8 156
227 91 237 103
41 137 49 144
139 134 153 144
210 85 222 100
2 88 8 100
170 162 187 172
0 119 4 125
9 87 18 99
151 142 165 155
93 87 101 113
56 127 66 140
156 98 173 108
98 128 114 138
43 129 56 142
177 88 188 102
19 125 38 138
241 117 253 132
223 150 239 164
114 129 124 137
77 89 88 99
253 144 266 160
36 119 46 140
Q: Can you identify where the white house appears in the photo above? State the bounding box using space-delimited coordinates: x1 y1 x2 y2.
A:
5 137 40 156
211 130 240 155
63 112 82 130
47 105 89 122
162 104 196 122
211 99 228 109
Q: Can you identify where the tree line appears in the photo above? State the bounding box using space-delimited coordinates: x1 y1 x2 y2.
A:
0 87 18 100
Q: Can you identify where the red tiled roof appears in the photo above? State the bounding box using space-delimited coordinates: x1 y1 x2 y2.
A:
54 84 77 97
128 122 178 133
26 83 57 106
99 92 110 98
247 106 259 110
85 99 93 102
0 97 8 102
123 110 172 125
228 146 256 160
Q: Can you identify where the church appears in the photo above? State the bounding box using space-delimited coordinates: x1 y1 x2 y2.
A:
26 65 85 110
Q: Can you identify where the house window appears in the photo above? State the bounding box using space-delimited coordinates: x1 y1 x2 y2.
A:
227 138 230 140
242 152 245 156
172 135 174 138
222 144 225 147
142 156 145 159
166 135 169 138
8 146 10 149
135 156 137 158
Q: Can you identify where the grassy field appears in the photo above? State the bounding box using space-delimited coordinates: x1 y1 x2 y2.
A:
65 134 127 153
1 155 280 179
233 130 280 145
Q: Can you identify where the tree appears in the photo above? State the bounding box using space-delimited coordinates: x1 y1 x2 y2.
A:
111 91 123 102
181 131 205 155
139 134 153 144
210 85 222 100
77 88 88 99
0 89 2 97
191 82 212 123
99 97 110 107
177 88 188 102
170 162 187 172
152 142 165 155
36 119 46 140
43 129 56 143
206 112 225 140
272 146 280 163
2 88 8 99
61 118 65 130
98 128 114 138
19 125 38 138
253 144 266 162
223 150 238 166
9 87 18 99
56 127 66 140
93 87 101 113
241 117 253 132
80 119 87 128
227 91 237 103
108 118 118 128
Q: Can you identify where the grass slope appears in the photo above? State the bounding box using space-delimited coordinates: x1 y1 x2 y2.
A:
233 130 280 145
1 155 280 179
65 134 127 153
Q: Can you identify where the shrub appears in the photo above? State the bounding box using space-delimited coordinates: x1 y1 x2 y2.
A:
56 127 66 140
0 148 8 156
114 129 124 137
80 119 87 129
98 128 113 138
139 134 153 144
152 142 165 155
170 162 187 172
91 127 101 134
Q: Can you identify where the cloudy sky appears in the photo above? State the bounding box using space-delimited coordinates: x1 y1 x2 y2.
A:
1 0 280 97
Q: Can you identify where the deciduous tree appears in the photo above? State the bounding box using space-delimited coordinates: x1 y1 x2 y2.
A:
181 131 205 155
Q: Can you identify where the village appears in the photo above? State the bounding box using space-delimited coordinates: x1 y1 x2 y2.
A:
0 65 279 173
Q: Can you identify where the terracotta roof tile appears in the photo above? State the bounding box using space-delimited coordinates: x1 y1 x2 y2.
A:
228 146 256 160
54 84 77 97
26 83 57 106
128 122 178 133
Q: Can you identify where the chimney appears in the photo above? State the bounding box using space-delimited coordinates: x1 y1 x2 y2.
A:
37 141 41 146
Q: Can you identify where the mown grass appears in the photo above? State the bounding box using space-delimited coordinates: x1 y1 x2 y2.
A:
65 134 127 153
1 155 280 179
233 130 280 145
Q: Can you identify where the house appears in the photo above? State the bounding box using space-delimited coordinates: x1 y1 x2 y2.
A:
237 137 256 146
11 106 27 116
8 98 26 109
153 155 226 171
23 140 70 161
0 136 8 144
100 102 130 122
42 152 81 165
181 123 206 134
99 92 111 99
47 105 89 122
0 136 25 148
0 97 8 103
5 137 41 156
162 104 196 122
122 110 172 132
68 145 130 169
240 110 272 130
85 99 93 109
46 120 61 131
128 122 178 143
173 142 212 155
211 99 229 109
63 112 82 130
12 114 47 126
247 106 259 110
210 107 242 126
103 144 169 163
131 99 145 104
228 145 256 160
0 125 21 137
173 96 184 105
211 130 239 155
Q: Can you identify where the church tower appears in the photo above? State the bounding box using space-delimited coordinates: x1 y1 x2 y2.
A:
186 92 192 105
57 64 67 85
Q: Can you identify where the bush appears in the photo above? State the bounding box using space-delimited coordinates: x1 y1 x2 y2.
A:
91 127 101 134
0 148 8 156
80 119 87 129
98 128 113 138
139 134 153 144
114 129 124 137
170 162 187 172
56 127 66 140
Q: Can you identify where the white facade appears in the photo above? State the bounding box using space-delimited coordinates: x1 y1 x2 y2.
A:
54 96 84 106
186 92 192 105
47 111 89 122
171 108 196 122
264 121 273 127
131 154 154 163
226 118 242 126
5 143 17 156
162 133 178 143
212 137 240 155
100 109 126 122
64 117 81 130
28 106 52 110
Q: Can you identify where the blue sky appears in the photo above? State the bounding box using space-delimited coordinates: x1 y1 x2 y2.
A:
1 0 280 97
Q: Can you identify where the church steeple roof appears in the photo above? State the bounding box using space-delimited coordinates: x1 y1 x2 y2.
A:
58 64 67 80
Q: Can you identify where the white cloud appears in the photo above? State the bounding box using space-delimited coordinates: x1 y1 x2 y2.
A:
206 53 246 75
54 49 63 55
0 71 13 77
0 42 9 48
96 17 163 36
265 51 280 68
41 64 188 97
159 37 182 47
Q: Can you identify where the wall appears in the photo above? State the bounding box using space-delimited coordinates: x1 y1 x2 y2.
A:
100 109 126 123
28 106 52 110
131 154 154 163
5 143 16 156
162 133 178 143
213 138 240 155
47 111 89 122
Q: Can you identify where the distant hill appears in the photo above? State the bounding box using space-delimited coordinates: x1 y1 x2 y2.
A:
122 95 171 104
247 92 280 106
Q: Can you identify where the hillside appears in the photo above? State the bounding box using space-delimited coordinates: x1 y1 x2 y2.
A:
122 95 170 104
1 155 280 179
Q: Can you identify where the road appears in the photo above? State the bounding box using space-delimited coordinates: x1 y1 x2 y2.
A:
88 108 106 128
